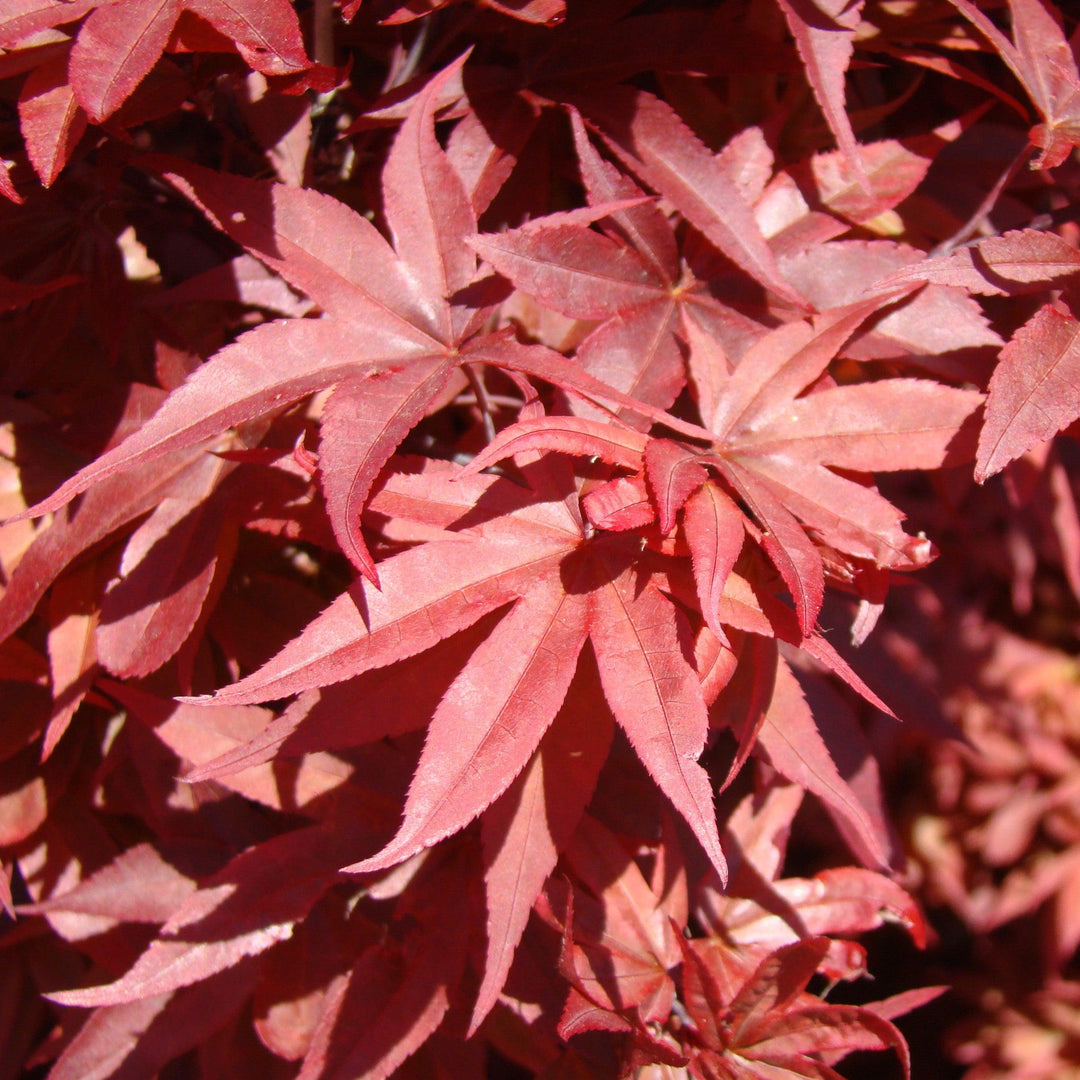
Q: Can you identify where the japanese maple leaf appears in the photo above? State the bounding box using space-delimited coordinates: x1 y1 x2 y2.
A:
362 0 565 23
0 0 312 123
546 814 683 1027
542 796 933 1079
469 108 769 431
9 55 599 586
948 0 1080 168
675 936 913 1080
190 457 729 890
568 85 806 308
698 780 926 982
465 297 985 634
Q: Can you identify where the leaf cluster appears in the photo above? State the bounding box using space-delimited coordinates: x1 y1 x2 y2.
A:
1 1 1080 1078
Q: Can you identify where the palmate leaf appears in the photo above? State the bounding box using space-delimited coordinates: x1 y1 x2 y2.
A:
11 56 502 584
471 292 982 634
197 461 729 885
572 85 806 307
48 822 360 1007
340 578 590 875
296 849 475 1080
32 0 313 123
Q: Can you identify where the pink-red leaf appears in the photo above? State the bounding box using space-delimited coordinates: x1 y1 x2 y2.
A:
382 53 476 339
582 475 656 532
472 668 613 1033
746 1005 908 1072
589 561 727 883
468 218 662 321
776 0 868 190
745 380 984 471
49 824 345 1007
569 107 678 284
645 439 708 533
201 521 573 705
724 460 826 635
297 852 473 1080
341 582 588 874
320 357 455 580
17 54 88 186
756 659 892 869
19 843 197 924
14 319 398 522
152 159 436 339
976 303 1080 481
42 561 97 759
69 0 181 121
730 937 831 1042
577 86 805 305
460 415 649 476
880 228 1080 296
188 0 310 76
684 481 744 641
46 965 257 1080
948 0 1080 167
0 445 203 644
97 455 229 678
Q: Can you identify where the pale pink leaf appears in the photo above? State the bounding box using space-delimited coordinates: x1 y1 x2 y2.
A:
745 380 984 471
19 843 197 924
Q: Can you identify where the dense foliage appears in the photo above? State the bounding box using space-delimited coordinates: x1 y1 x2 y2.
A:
2 0 1080 1076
